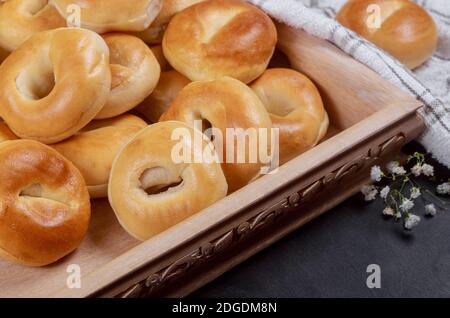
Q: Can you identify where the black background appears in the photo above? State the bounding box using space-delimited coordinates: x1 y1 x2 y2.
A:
193 143 450 298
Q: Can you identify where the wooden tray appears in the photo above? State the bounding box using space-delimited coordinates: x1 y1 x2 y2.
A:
0 23 425 298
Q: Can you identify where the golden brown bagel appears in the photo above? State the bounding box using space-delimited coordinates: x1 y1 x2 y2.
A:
137 71 190 123
150 45 170 71
95 34 160 119
132 0 206 44
337 0 438 69
0 0 65 52
160 76 273 193
250 68 329 165
0 140 90 266
162 0 277 83
0 122 18 142
108 121 227 240
50 0 162 33
0 28 111 144
52 114 147 199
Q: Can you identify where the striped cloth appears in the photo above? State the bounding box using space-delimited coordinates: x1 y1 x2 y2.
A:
248 0 450 168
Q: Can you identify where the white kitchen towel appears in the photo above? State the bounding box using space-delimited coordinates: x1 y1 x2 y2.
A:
248 0 450 168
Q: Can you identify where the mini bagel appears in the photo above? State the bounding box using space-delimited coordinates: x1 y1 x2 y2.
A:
108 121 227 240
160 76 273 193
250 68 329 165
52 114 147 199
51 0 163 33
137 71 190 123
0 28 111 144
337 0 438 69
0 140 90 266
0 0 65 52
162 0 277 83
95 33 161 119
132 0 206 44
0 122 18 142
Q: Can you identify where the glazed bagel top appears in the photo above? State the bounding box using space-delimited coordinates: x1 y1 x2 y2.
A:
133 0 206 44
95 33 161 119
160 76 273 193
250 68 329 164
108 121 228 240
51 0 163 33
51 114 147 194
0 28 112 144
337 0 438 69
0 140 90 266
162 0 278 83
0 0 66 52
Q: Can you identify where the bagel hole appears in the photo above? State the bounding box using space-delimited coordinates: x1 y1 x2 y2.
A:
16 63 55 100
34 74 55 99
264 96 296 117
19 183 44 198
139 167 184 195
200 118 215 142
142 181 184 195
19 183 72 206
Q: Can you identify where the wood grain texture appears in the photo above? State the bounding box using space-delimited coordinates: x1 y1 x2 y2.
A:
0 24 424 298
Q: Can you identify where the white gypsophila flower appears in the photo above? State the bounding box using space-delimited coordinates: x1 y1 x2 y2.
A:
425 204 437 216
361 185 378 201
410 187 421 199
395 211 402 219
386 161 400 174
386 161 400 173
392 166 407 176
411 164 422 177
404 214 421 230
365 191 378 201
400 198 414 212
437 182 450 195
383 207 395 216
421 164 434 177
361 185 374 196
370 165 383 182
380 186 390 199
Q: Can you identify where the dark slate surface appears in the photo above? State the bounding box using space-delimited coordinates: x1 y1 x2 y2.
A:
192 143 450 298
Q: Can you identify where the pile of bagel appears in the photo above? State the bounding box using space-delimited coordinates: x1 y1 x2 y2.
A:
0 0 329 266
